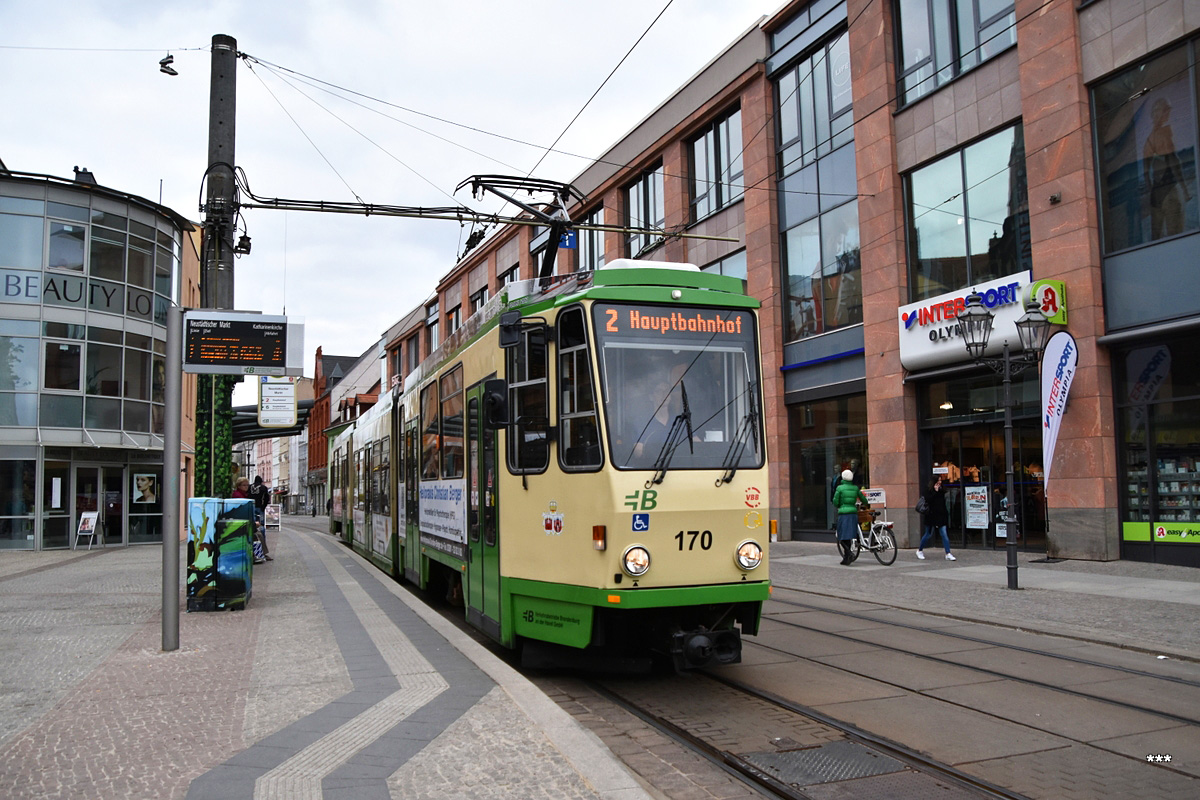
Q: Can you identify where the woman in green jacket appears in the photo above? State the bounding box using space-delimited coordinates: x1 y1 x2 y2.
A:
831 469 869 565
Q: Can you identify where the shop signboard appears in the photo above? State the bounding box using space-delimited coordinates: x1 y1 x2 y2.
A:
1123 521 1200 544
898 271 1037 371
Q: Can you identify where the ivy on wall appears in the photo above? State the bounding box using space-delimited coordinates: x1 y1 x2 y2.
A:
195 374 238 498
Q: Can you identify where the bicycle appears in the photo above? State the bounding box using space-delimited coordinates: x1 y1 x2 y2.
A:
845 509 897 565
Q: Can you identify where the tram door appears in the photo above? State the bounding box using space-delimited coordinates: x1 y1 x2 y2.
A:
403 420 420 584
465 390 501 639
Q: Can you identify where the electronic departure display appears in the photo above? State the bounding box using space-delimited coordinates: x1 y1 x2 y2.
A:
183 311 300 375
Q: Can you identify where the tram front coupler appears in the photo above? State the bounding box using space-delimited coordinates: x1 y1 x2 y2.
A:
669 627 742 670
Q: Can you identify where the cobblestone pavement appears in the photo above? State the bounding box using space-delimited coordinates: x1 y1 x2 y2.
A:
3 525 1195 800
0 522 651 800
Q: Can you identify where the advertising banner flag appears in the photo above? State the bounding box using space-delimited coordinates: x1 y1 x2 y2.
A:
1041 331 1078 495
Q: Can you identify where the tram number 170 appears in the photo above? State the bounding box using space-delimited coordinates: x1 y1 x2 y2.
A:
675 530 713 551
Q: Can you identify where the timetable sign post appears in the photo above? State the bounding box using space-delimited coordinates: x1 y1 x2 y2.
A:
259 376 298 427
183 311 303 376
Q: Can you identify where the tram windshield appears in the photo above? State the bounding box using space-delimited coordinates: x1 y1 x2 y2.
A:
593 302 764 472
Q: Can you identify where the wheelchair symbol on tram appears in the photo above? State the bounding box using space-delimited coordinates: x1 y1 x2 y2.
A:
632 513 650 532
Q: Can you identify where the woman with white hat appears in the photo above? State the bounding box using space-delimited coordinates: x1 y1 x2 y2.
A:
831 469 869 565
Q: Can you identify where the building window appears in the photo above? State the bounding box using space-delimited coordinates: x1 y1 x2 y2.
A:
777 32 854 177
1093 41 1199 255
499 265 520 286
1115 335 1200 556
577 207 605 271
406 335 420 372
691 109 744 220
48 222 86 272
470 287 489 314
788 394 868 535
626 165 665 257
775 24 862 342
701 250 747 290
905 123 1029 302
0 212 43 269
446 305 461 336
390 347 402 385
780 143 861 340
43 341 82 392
0 320 39 427
0 459 37 549
894 0 1016 106
425 301 439 351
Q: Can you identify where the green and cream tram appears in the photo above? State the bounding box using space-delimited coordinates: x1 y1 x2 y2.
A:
338 259 770 669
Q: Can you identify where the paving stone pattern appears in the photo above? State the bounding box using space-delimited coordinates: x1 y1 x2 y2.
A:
0 524 639 800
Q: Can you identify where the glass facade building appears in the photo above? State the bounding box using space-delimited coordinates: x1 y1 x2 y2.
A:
0 170 196 550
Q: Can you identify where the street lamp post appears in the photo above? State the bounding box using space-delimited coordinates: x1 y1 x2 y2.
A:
959 292 1051 589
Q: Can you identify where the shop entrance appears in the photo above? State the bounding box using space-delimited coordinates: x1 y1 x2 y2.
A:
75 466 125 546
926 422 1046 550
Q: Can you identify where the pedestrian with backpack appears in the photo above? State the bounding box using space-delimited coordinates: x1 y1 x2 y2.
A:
249 476 273 562
916 475 955 561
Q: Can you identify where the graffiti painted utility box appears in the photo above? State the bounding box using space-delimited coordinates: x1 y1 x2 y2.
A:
187 498 254 611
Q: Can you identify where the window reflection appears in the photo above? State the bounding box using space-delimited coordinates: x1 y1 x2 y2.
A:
1093 44 1198 253
907 124 1029 302
49 223 86 271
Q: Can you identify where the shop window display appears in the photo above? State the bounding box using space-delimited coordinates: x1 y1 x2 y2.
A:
1117 337 1200 560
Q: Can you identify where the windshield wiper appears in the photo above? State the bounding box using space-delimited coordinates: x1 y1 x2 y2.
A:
646 381 693 487
716 382 758 486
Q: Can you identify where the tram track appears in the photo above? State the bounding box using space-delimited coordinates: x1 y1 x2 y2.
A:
580 671 1024 800
770 581 1200 668
764 584 1200 729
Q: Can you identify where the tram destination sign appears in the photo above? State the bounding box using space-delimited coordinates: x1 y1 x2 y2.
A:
183 310 305 376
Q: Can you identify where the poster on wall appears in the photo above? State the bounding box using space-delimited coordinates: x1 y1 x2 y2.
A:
1041 331 1078 496
965 486 990 529
133 473 158 504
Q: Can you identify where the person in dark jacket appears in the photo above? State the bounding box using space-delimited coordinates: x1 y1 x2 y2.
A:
917 475 956 561
831 469 869 565
249 476 273 561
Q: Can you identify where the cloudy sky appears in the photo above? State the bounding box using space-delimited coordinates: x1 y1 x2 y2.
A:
2 0 783 403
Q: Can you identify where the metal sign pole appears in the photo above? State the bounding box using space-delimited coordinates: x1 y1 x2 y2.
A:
162 304 183 651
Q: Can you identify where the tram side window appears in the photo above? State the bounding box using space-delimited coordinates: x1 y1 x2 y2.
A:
441 366 464 478
420 383 440 480
557 307 601 470
356 449 367 511
370 441 382 513
379 436 390 515
507 324 550 473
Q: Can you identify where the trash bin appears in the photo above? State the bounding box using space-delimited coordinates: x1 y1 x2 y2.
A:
186 497 254 611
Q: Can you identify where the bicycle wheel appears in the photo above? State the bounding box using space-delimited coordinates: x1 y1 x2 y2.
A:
873 530 897 565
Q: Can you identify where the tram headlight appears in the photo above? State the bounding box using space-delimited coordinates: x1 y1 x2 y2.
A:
621 545 651 577
735 539 763 570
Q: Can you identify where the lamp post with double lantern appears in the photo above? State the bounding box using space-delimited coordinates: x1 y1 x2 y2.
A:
958 292 1051 589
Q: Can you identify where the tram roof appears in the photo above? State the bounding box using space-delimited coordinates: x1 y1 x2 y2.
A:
401 262 757 395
